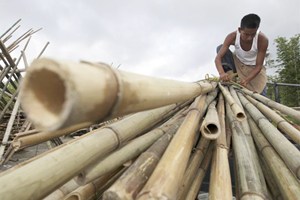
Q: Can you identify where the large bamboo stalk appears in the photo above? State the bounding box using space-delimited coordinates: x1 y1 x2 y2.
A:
102 111 186 200
0 104 177 200
226 102 267 200
245 94 300 144
248 116 300 199
218 83 245 121
209 93 232 200
239 93 300 179
184 144 213 200
177 137 210 200
241 87 300 123
200 100 221 140
20 58 216 131
136 90 217 200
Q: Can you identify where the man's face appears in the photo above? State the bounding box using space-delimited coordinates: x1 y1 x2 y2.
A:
239 28 258 43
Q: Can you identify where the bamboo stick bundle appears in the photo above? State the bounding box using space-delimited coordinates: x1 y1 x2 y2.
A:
241 87 300 123
200 100 221 140
0 104 178 200
226 102 267 200
64 167 127 200
230 87 267 191
136 90 217 200
19 58 216 131
209 93 232 200
102 110 186 200
43 179 80 200
218 83 245 121
76 109 186 185
185 143 214 200
238 93 300 179
247 116 300 199
176 137 211 200
245 94 300 144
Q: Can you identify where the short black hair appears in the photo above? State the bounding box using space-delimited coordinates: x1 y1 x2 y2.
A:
240 14 261 29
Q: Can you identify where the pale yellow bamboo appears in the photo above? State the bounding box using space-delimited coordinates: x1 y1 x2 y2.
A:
200 100 221 140
248 116 300 199
239 93 300 179
0 104 177 200
245 94 300 144
43 179 79 200
226 102 267 200
241 87 300 122
136 92 216 200
176 137 210 200
218 83 245 121
185 144 213 200
77 110 185 185
209 93 232 200
20 58 216 131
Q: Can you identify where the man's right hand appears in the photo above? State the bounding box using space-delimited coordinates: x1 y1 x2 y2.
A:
219 72 230 82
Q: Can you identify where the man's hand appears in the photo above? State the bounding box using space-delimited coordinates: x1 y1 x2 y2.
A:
240 79 249 87
219 72 230 82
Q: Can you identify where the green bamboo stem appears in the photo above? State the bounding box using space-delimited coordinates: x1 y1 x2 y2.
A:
245 94 300 144
20 58 216 131
0 104 177 200
238 93 300 179
248 116 300 199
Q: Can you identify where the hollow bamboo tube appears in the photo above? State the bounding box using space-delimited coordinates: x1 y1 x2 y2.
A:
245 94 300 144
248 116 300 199
226 102 267 200
238 93 300 179
102 110 186 200
241 87 300 123
200 100 221 140
20 58 216 131
77 112 184 185
136 94 213 200
43 179 80 200
209 93 232 200
177 137 210 200
185 143 213 200
218 83 245 121
0 104 176 200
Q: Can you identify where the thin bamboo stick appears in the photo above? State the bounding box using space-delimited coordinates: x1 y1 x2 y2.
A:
248 116 300 199
241 87 300 123
218 83 245 121
245 94 300 144
239 93 300 179
19 58 216 131
0 104 176 200
185 143 214 200
209 93 232 200
136 91 217 200
200 100 221 140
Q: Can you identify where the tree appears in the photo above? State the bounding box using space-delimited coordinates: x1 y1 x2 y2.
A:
269 34 300 107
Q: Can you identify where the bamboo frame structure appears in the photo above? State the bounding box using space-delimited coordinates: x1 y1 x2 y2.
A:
20 58 216 131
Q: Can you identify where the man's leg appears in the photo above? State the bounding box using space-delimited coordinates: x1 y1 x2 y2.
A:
216 45 237 73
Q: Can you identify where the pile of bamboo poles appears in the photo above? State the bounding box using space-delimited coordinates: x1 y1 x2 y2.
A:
0 57 299 200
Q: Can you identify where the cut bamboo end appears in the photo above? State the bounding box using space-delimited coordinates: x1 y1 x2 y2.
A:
201 123 220 140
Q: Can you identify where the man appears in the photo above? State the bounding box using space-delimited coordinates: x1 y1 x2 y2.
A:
215 13 268 95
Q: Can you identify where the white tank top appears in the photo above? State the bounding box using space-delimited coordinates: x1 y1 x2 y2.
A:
234 30 259 65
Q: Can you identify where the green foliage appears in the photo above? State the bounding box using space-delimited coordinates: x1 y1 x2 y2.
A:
268 34 300 107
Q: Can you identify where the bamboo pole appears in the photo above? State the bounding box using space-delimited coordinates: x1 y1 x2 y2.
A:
238 93 300 179
0 104 177 200
226 102 267 200
247 116 300 199
209 93 232 200
136 90 217 200
43 179 80 200
177 137 211 200
218 83 245 121
245 94 300 144
185 143 214 200
102 110 186 200
20 58 216 131
241 87 300 123
200 100 221 140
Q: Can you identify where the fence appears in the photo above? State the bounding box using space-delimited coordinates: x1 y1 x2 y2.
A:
267 82 300 105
